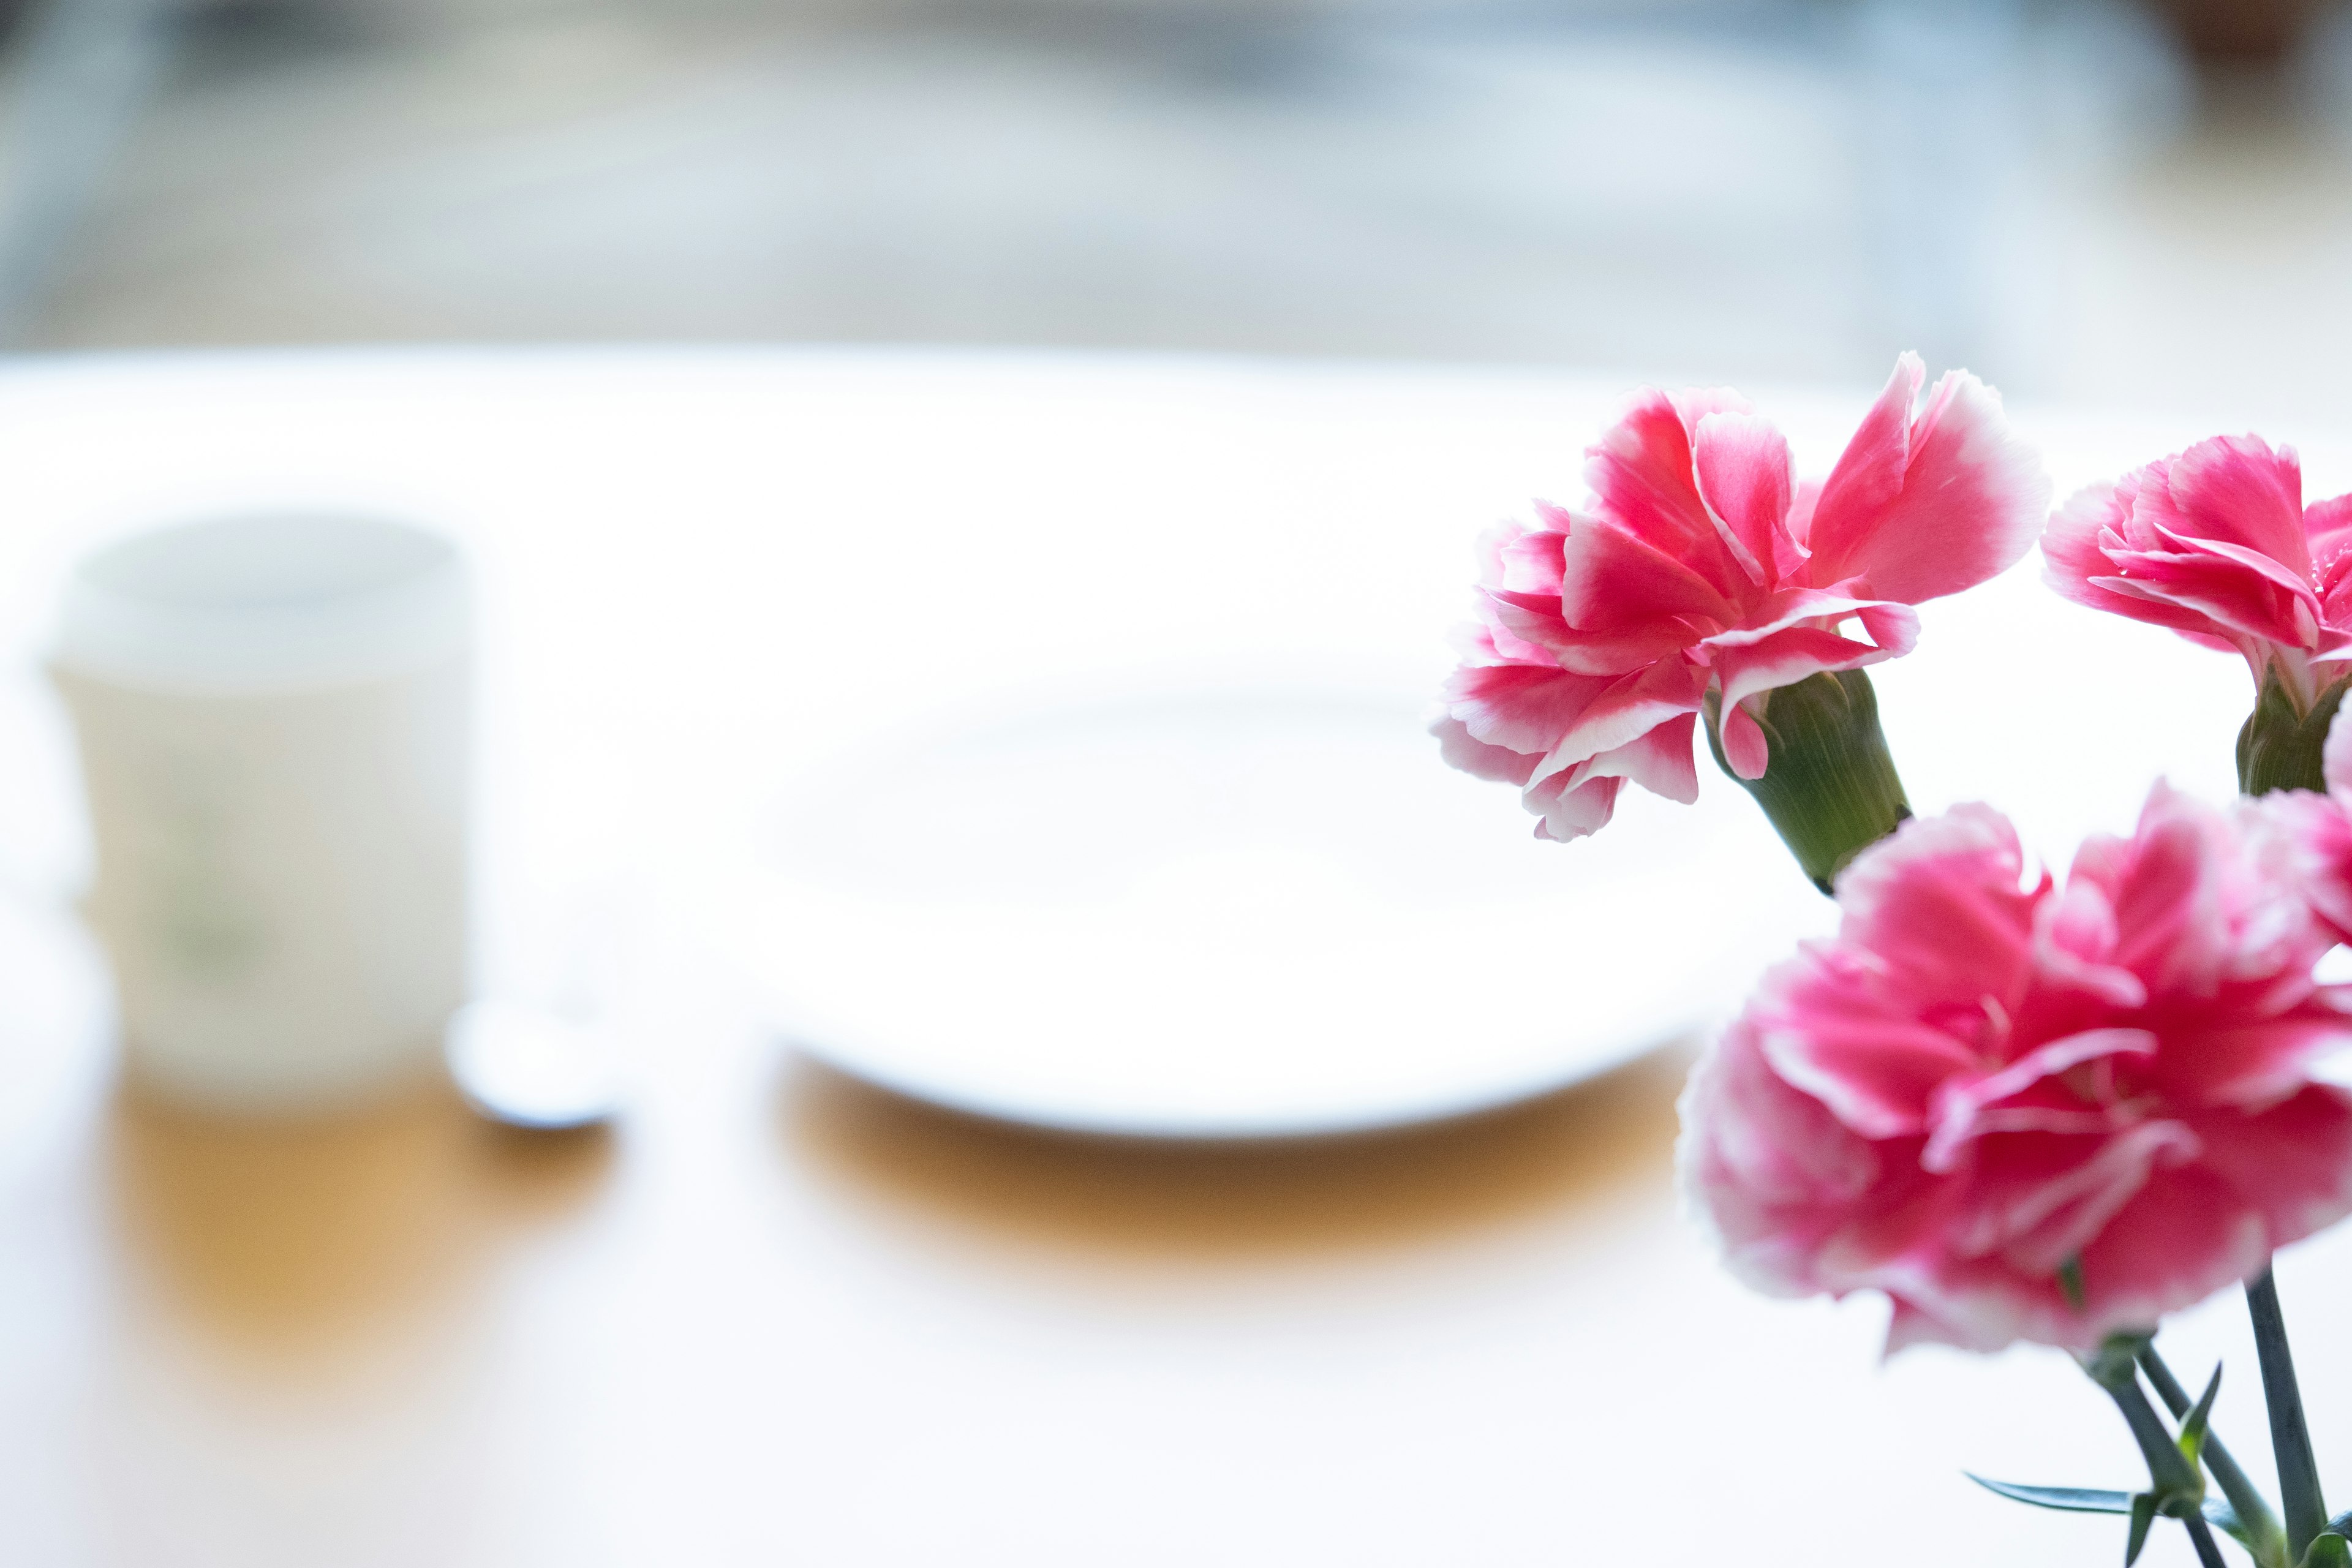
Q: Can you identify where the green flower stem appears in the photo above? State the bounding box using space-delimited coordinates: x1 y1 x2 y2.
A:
2234 685 2335 1568
2086 1350 2205 1501
1704 669 1911 895
2141 1343 2289 1568
2247 1268 2329 1563
2086 1342 2228 1566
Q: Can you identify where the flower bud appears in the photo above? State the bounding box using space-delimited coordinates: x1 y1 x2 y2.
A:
2239 668 2351 796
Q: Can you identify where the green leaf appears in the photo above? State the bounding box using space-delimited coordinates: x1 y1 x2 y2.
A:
2299 1533 2352 1568
1963 1476 2253 1552
1969 1476 2136 1514
2179 1365 2224 1468
2128 1493 2158 1567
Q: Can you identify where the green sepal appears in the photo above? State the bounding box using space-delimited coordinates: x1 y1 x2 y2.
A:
2178 1364 2223 1469
1703 668 1910 895
2299 1533 2352 1568
2128 1492 2158 1566
2237 669 2350 796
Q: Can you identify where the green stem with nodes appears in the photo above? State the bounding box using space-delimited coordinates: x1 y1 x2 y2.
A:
2084 1339 2227 1568
2236 680 2337 1567
2141 1343 2290 1568
1703 669 1911 895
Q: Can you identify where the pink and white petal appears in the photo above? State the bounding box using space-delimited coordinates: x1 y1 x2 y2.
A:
1556 513 1738 634
2065 1164 2272 1349
1805 354 1923 572
1678 1017 1885 1298
1956 1118 2201 1275
1494 513 1570 595
2043 480 2230 638
1779 477 1822 570
2328 697 2352 799
2190 1087 2352 1248
1716 625 1898 713
1580 710 1700 804
1700 584 1887 647
1546 624 1709 677
1807 366 2048 605
1921 1027 2158 1172
1429 714 1540 786
1537 658 1709 778
2090 554 2312 651
2245 786 2352 944
1486 586 1701 675
1525 769 1624 842
1752 962 1987 1137
1855 601 1922 659
1692 410 1795 588
2305 491 2352 567
1483 587 1577 652
1441 662 1614 757
2161 434 2311 579
1832 804 2040 1006
1583 388 1750 598
2155 528 2323 601
2146 1013 2352 1109
1721 699 1770 779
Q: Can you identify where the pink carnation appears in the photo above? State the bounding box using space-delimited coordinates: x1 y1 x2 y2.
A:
2256 706 2352 943
2044 435 2352 707
1433 353 2046 840
1680 787 2352 1353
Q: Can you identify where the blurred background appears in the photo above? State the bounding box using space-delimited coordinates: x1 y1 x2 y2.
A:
7 4 2352 1564
0 0 2341 416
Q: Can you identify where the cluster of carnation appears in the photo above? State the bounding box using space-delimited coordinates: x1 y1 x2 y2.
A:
1438 367 2352 1355
1683 771 2352 1354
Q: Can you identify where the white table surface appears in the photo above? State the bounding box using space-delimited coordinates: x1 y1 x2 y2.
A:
0 345 2330 1567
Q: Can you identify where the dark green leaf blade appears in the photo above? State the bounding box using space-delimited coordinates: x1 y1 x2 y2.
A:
2128 1494 2158 1567
2180 1365 2224 1467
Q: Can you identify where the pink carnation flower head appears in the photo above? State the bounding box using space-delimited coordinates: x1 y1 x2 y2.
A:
2255 701 2352 944
2046 437 2352 788
1681 786 2352 1354
1435 353 2047 843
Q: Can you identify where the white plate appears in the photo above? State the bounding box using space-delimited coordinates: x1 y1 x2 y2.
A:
714 679 1829 1139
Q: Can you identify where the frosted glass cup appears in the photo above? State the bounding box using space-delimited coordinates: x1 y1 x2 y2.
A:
50 513 472 1112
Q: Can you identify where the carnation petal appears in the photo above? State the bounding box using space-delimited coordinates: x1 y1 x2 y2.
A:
1441 662 1612 758
2162 434 2310 579
1583 388 1748 598
1691 410 1794 587
1807 359 2047 605
1556 514 1736 635
1428 714 1539 786
1536 659 1707 780
1524 769 1623 842
1720 699 1770 780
